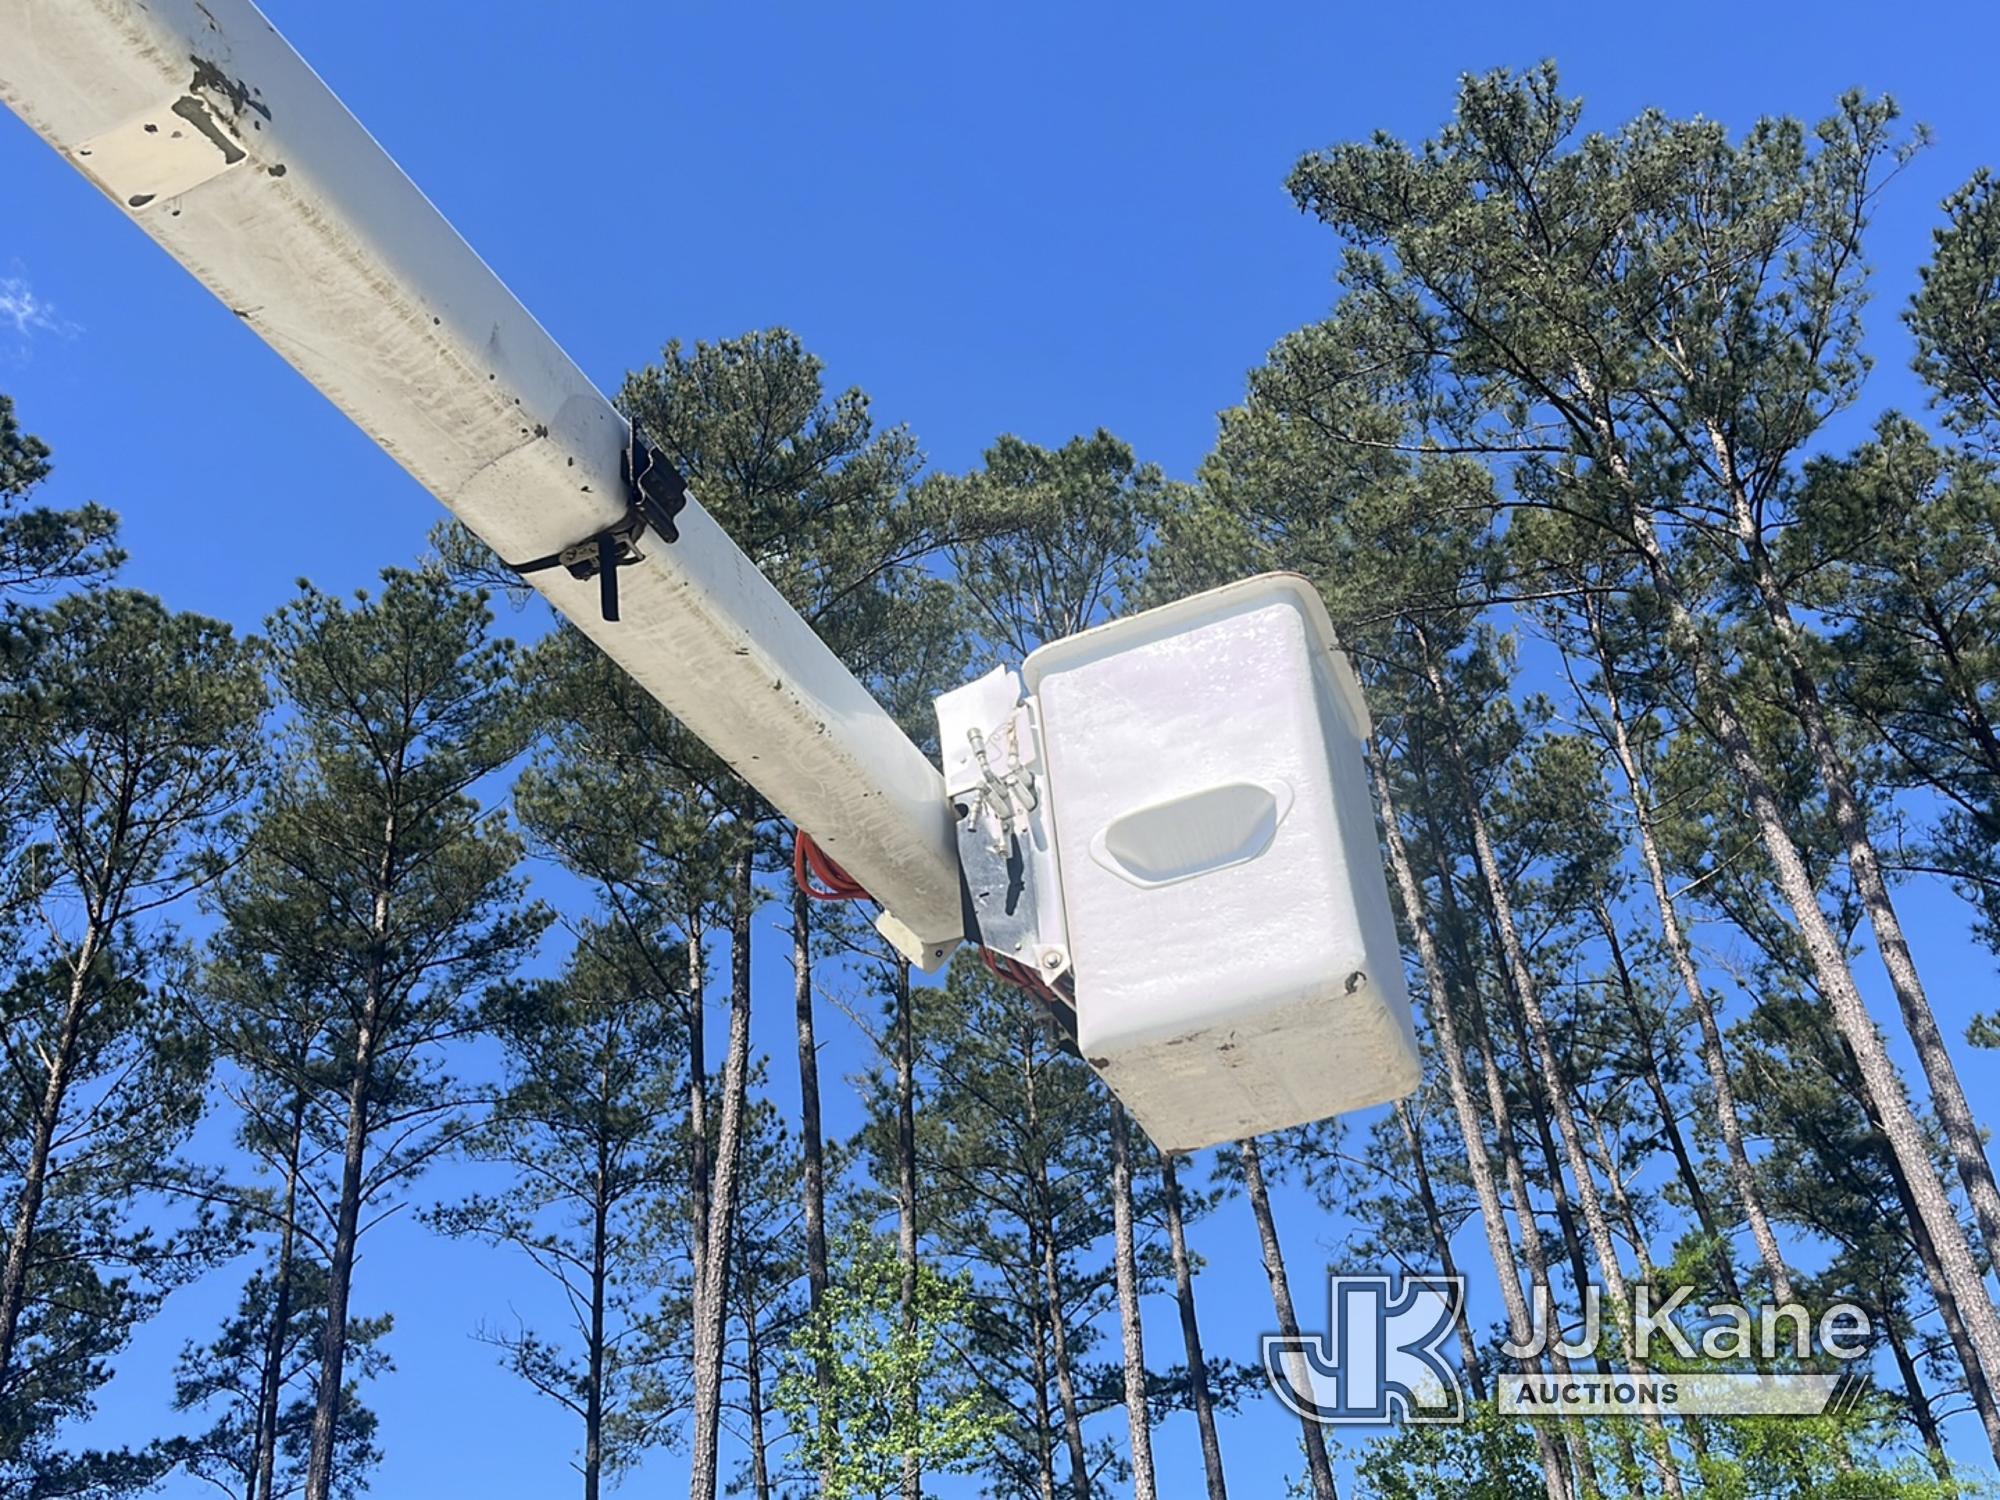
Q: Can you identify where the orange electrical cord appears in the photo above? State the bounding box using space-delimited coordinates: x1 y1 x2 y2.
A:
981 947 1071 1008
793 829 873 903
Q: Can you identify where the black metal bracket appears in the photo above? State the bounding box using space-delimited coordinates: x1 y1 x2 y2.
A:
501 425 689 621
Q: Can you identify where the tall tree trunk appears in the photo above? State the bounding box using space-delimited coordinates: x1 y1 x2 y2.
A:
1026 1028 1091 1500
1581 1102 1655 1285
1027 1220 1060 1500
1615 477 2000 1413
1597 923 1735 1500
1535 1096 1658 1500
303 1021 376 1500
1396 1100 1487 1403
1040 1198 1090 1500
1855 1044 2000 1457
1417 636 1684 1499
691 844 756 1500
895 956 921 1500
1240 1135 1338 1500
1109 1105 1157 1500
1636 1054 1723 1265
1913 1205 2000 1459
1420 778 1600 1497
1583 600 1791 1304
794 887 828 1314
306 813 397 1500
0 776 134 1392
792 880 834 1496
745 1298 773 1500
1159 1149 1230 1498
1373 751 1572 1500
687 920 710 1289
1875 1286 1949 1481
1501 988 1597 1322
252 1091 309 1500
0 926 99 1385
1597 900 1745 1303
1718 442 2000 1267
1504 1014 1644 1495
585 1136 610 1500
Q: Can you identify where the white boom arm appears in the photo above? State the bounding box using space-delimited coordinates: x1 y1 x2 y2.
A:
1 0 962 965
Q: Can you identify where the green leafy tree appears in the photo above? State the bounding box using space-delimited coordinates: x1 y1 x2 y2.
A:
1357 1402 1550 1500
775 1230 1001 1500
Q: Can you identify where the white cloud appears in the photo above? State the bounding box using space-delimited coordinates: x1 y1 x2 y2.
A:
0 275 79 341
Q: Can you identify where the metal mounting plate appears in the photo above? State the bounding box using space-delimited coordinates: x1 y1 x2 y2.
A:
74 98 247 210
955 814 1043 965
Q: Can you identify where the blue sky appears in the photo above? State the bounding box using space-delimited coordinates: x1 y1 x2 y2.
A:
7 0 2000 1493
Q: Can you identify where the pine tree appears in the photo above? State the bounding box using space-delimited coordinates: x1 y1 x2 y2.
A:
1227 1133 1343 1500
0 391 124 935
515 621 742 1499
1283 67 2000 1440
1371 750 1574 1500
170 1258 390 1500
0 391 121 600
924 430 1165 664
912 957 1119 1500
1189 313 1588 1497
1734 981 2000 1468
0 589 264 1495
202 925 343 1500
1525 539 1798 1306
1339 1096 1489 1404
425 919 690 1498
1787 420 2000 962
922 427 1183 1494
617 328 945 1499
722 1091 807 1500
214 567 545 1500
1107 1103 1158 1499
1911 168 2000 445
1157 1147 1232 1500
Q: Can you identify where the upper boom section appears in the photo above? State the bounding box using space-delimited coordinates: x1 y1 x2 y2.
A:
1 0 962 962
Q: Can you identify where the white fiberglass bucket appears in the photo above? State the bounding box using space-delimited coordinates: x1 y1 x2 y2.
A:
1023 574 1419 1151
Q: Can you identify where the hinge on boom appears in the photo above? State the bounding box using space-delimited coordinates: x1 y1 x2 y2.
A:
501 425 689 621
